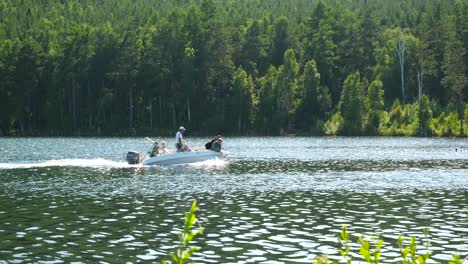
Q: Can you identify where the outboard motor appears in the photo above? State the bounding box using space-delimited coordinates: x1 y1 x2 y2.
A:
126 151 140 164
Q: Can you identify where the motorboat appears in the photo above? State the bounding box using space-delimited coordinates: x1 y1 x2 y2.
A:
125 138 226 166
126 138 227 166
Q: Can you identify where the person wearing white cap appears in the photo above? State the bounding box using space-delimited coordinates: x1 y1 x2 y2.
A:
160 141 168 155
175 126 189 152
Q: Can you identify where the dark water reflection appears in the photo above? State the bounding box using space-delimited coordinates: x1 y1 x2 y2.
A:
0 189 467 263
0 137 467 263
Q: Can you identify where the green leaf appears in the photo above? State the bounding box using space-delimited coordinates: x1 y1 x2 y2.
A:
341 226 348 240
377 240 383 250
360 247 371 262
448 254 461 264
182 247 200 261
403 247 410 258
375 252 381 262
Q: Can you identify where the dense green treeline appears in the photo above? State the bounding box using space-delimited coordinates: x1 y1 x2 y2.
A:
0 0 466 136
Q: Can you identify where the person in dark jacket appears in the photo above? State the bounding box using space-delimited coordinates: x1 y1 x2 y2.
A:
205 135 221 150
149 143 160 157
211 137 223 152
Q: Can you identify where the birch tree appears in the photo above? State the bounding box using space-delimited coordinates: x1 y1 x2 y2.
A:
375 28 419 103
396 31 406 103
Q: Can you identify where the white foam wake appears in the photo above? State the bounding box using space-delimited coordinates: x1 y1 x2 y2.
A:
188 158 227 167
0 158 132 169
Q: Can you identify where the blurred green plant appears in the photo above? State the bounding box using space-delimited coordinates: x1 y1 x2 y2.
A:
313 255 331 264
314 226 464 264
339 225 351 264
162 200 204 264
164 203 467 264
397 235 429 264
358 235 383 263
449 254 462 264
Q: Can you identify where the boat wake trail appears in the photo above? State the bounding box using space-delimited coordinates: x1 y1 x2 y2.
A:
188 158 227 167
0 159 132 169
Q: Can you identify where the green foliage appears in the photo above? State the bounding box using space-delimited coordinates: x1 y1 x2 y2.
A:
339 226 351 264
338 72 366 135
358 236 383 263
448 254 463 264
374 27 420 102
238 18 269 77
367 80 385 111
324 112 344 136
163 200 203 264
441 16 467 105
312 255 332 264
229 67 257 134
430 112 461 136
397 234 430 264
275 49 300 133
0 0 466 136
256 66 278 134
418 94 433 136
161 202 467 264
365 80 384 135
296 59 331 134
271 16 291 67
465 104 468 136
331 226 463 264
379 100 419 136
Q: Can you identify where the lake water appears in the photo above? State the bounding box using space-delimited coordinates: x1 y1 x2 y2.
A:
0 137 467 263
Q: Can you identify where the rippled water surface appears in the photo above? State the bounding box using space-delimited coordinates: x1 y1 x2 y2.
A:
0 137 467 263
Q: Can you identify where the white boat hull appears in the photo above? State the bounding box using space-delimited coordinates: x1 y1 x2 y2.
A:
143 151 225 166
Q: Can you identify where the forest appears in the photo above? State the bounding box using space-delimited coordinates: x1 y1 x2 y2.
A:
0 0 466 136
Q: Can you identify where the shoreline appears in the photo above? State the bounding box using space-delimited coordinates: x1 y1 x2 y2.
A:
1 134 466 138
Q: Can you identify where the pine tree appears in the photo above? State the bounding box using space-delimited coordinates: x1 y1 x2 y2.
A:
365 80 384 135
230 67 256 134
339 71 365 135
441 17 466 108
271 16 290 67
275 49 299 133
256 66 278 134
296 59 331 133
418 94 433 136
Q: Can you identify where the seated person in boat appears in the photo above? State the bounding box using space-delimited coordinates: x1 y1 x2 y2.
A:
211 137 223 152
149 143 160 157
160 141 168 155
175 126 190 152
205 135 222 150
